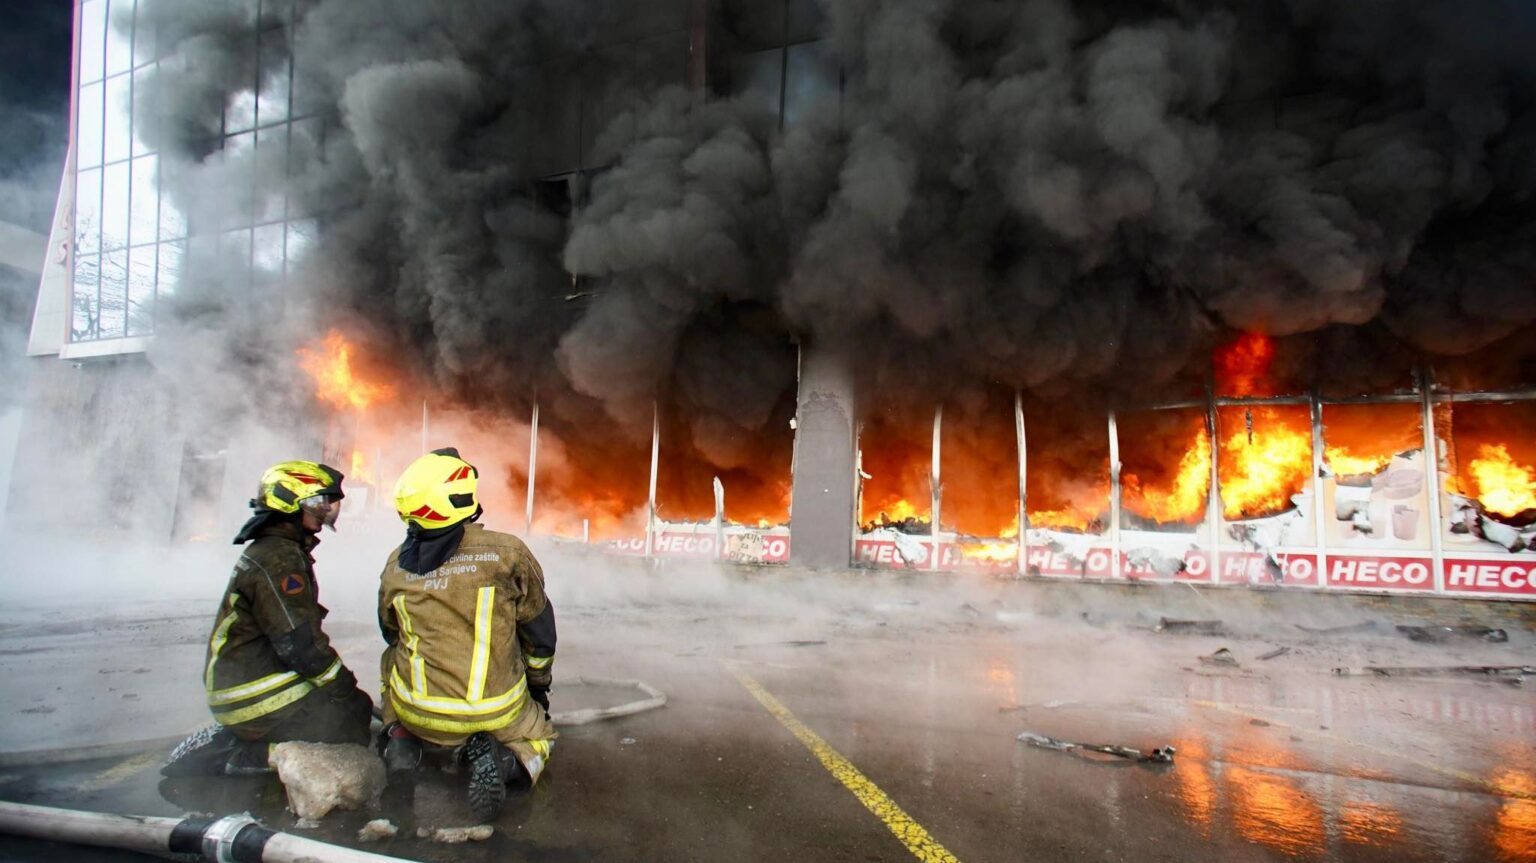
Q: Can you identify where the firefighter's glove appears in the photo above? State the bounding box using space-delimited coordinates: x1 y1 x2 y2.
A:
529 684 550 713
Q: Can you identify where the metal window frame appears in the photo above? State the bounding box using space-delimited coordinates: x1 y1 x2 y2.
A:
922 369 1536 600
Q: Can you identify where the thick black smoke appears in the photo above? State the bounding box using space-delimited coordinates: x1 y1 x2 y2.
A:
135 0 1536 475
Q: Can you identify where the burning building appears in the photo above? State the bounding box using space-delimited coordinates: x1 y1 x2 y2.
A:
6 0 1536 599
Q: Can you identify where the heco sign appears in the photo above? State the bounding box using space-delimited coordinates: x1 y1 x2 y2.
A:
1443 559 1536 596
603 533 791 563
855 539 928 567
1210 552 1320 587
1325 555 1433 590
1027 548 1320 586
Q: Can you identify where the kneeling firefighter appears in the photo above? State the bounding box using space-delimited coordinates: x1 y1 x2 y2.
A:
377 448 557 821
164 461 373 776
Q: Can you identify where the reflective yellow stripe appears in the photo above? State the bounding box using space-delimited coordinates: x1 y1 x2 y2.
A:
208 670 300 706
530 738 553 757
466 586 495 701
310 658 342 687
393 595 425 698
212 680 314 726
525 654 553 670
389 667 528 715
203 596 240 693
390 693 520 735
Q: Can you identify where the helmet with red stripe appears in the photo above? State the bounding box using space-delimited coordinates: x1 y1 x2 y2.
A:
394 448 480 530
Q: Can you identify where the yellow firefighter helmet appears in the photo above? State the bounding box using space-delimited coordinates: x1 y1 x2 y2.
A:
254 461 345 514
394 448 480 529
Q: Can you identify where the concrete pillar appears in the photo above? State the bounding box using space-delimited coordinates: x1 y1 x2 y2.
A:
789 340 857 569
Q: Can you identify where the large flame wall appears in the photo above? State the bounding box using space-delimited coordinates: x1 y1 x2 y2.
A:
295 329 1536 597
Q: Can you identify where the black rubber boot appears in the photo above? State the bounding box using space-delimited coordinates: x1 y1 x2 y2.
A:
465 732 511 822
161 726 240 778
380 723 423 773
223 740 273 776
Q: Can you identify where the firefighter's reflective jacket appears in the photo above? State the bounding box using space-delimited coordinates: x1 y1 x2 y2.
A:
202 521 349 733
377 524 556 743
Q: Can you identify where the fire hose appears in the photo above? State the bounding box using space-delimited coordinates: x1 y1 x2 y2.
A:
0 678 666 859
0 801 411 862
549 676 666 725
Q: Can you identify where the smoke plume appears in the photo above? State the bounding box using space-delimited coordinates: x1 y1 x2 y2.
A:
131 0 1536 521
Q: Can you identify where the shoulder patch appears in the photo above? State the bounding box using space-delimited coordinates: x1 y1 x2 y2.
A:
280 574 306 595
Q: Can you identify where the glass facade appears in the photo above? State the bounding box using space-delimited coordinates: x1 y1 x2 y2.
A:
717 0 837 129
65 0 839 344
69 0 310 343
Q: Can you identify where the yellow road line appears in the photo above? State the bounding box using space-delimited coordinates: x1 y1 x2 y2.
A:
77 752 161 793
724 662 961 863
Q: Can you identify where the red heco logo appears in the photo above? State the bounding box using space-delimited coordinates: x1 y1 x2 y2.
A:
1326 556 1432 589
607 533 791 562
1444 560 1536 595
856 540 928 566
1022 546 1115 576
651 534 718 556
1209 552 1319 586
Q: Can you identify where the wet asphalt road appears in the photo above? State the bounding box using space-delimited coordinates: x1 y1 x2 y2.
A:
1 569 1534 863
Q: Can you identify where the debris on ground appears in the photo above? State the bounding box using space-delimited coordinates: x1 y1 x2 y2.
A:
1018 731 1175 764
1249 719 1271 727
1257 647 1291 661
1331 665 1532 682
357 819 398 842
1395 624 1509 644
1199 648 1239 667
418 824 494 843
268 742 386 822
1294 621 1377 635
1156 618 1225 635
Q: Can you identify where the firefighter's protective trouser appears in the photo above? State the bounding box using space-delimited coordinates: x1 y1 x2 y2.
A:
380 691 556 784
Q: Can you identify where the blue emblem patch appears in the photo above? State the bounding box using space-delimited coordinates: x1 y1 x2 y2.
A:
281 574 306 595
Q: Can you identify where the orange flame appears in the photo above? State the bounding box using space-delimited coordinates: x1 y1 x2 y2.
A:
1321 402 1424 477
857 416 933 532
1324 448 1392 476
1469 444 1536 517
1027 469 1109 533
297 330 396 411
880 499 922 522
960 541 1017 562
1215 332 1276 398
1124 427 1212 525
1219 406 1312 520
862 498 929 531
1028 508 1098 531
350 449 374 485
